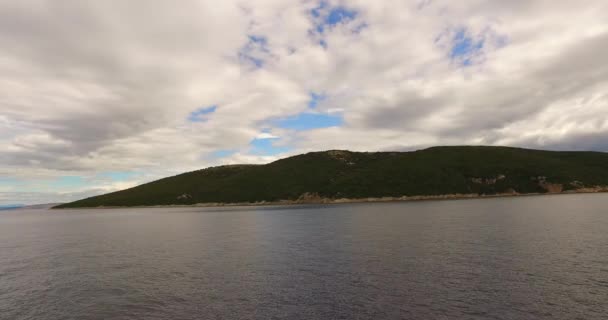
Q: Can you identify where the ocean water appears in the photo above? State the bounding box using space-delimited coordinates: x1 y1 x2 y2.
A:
1 194 607 319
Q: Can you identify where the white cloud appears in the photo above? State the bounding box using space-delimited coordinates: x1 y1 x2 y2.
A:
1 0 607 204
255 132 280 139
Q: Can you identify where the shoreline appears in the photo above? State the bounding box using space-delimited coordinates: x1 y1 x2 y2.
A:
52 188 608 210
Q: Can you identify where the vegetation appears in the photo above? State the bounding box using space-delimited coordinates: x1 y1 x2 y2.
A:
55 146 608 208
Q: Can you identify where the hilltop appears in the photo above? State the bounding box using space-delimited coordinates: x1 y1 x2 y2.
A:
54 146 608 208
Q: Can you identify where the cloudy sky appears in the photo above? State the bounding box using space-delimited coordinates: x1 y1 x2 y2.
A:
1 0 607 205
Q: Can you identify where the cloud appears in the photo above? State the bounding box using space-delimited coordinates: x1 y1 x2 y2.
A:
1 0 607 204
255 132 280 139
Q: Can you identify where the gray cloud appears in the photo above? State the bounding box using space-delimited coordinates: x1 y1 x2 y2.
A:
1 0 607 204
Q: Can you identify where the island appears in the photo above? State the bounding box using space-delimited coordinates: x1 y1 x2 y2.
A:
54 146 608 209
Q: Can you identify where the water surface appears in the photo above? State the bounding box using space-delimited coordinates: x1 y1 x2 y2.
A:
1 194 608 319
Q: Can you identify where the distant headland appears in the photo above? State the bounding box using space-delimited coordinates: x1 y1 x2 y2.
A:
54 146 608 209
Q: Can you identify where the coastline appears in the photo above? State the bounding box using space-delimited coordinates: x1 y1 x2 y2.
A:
52 188 608 210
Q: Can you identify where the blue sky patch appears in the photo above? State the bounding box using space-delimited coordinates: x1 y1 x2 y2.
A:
0 177 18 186
50 176 86 188
248 35 267 45
99 171 139 181
210 149 237 159
188 105 217 122
326 6 357 26
311 2 360 41
308 92 326 108
239 34 270 68
450 29 484 66
250 137 290 156
312 2 358 31
276 112 343 131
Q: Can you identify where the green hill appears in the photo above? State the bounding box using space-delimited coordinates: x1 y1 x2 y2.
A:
54 146 608 208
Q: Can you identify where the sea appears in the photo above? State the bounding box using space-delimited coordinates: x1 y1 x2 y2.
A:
1 193 607 319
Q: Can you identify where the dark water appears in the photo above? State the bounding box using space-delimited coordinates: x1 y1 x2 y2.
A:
1 194 608 319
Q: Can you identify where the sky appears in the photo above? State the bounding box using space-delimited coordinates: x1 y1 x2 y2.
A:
1 0 608 205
